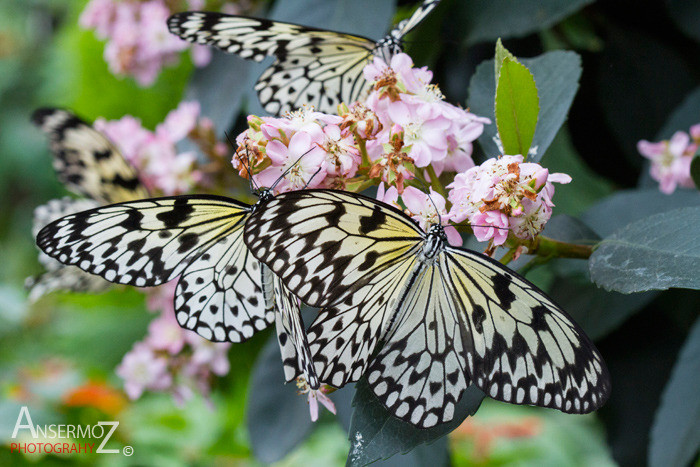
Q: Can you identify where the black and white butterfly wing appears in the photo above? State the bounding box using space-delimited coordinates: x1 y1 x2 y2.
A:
245 189 610 426
37 195 275 342
442 247 610 414
31 108 149 204
271 273 320 389
168 12 375 115
27 197 111 301
390 0 441 40
366 254 471 428
245 189 424 386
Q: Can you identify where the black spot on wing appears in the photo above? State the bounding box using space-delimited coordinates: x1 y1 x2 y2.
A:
359 205 387 235
157 199 195 228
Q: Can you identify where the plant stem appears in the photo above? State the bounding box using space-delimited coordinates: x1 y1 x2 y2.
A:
425 165 448 198
356 132 371 168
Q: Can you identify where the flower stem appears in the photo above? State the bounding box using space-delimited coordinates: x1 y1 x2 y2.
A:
356 132 371 168
425 165 448 199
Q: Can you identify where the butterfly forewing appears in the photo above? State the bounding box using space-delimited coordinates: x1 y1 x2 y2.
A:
391 0 441 38
244 189 424 308
31 108 149 204
444 247 610 414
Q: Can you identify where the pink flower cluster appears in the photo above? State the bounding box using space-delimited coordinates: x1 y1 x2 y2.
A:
364 53 490 185
234 107 363 193
638 124 700 194
80 0 214 85
448 155 571 245
116 282 230 404
95 101 206 195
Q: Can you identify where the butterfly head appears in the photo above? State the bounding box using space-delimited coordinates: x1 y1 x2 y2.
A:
422 223 446 260
251 188 275 213
375 35 403 61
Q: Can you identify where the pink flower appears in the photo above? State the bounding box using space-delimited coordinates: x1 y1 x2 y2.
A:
321 125 361 177
638 131 695 194
185 333 231 376
146 313 185 355
296 378 336 422
255 130 327 193
308 390 336 422
471 211 510 245
157 101 200 142
116 343 172 399
94 115 150 163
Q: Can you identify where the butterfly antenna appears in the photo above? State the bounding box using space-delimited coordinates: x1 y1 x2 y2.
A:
269 148 315 193
415 177 443 225
302 165 323 190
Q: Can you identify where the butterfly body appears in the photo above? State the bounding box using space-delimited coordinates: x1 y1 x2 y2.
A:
168 0 441 114
243 189 611 428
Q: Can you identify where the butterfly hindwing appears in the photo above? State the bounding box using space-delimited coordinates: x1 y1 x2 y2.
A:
272 273 320 389
173 210 275 342
307 253 418 388
31 108 149 204
366 254 471 428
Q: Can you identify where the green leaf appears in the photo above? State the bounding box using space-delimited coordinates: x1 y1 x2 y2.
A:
494 38 516 86
456 0 594 45
589 207 700 293
540 128 614 216
246 335 314 463
649 318 700 467
548 277 658 340
469 51 581 161
667 0 700 43
581 188 700 238
495 58 539 157
656 86 700 140
346 378 484 466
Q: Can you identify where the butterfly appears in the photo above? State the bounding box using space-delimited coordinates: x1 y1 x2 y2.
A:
36 190 319 388
27 108 150 301
167 0 440 115
242 189 611 428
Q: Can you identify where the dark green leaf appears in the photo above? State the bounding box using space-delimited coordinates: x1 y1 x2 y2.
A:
346 378 484 466
649 318 700 467
656 86 700 140
495 58 539 157
668 0 700 43
543 215 599 244
539 128 614 216
246 335 314 463
458 0 594 45
469 51 581 161
691 153 700 189
581 188 700 238
549 277 658 340
589 207 700 293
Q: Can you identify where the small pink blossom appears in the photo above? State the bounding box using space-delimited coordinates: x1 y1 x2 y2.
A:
146 313 185 355
638 130 695 194
401 186 462 246
116 343 172 399
296 378 336 422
